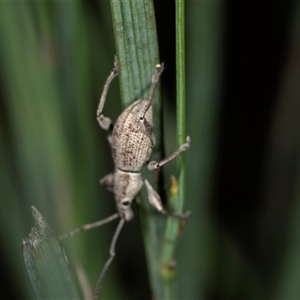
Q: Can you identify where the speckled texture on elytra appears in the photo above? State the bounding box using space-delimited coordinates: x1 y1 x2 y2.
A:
112 99 153 172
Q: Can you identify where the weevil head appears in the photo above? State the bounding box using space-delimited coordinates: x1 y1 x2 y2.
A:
116 196 134 221
114 169 144 222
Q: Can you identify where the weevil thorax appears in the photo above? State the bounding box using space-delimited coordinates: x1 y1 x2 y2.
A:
111 99 155 172
113 169 143 221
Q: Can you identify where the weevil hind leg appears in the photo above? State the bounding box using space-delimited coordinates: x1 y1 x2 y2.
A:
148 136 191 171
144 179 191 220
93 219 125 300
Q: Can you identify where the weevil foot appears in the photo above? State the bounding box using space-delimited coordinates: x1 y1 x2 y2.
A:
113 56 119 74
180 136 192 152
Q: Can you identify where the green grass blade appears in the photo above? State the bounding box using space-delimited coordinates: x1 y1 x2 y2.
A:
160 1 187 298
178 2 224 298
110 1 160 106
22 207 80 299
109 0 164 298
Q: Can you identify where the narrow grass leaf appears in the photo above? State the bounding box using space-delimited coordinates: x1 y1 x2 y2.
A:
22 207 80 300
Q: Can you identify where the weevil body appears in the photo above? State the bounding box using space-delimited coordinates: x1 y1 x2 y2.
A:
109 99 154 221
61 58 191 300
112 99 154 171
97 60 191 224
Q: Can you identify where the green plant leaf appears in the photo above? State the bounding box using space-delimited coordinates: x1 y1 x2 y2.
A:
160 1 188 298
22 207 80 300
109 0 168 298
109 1 190 299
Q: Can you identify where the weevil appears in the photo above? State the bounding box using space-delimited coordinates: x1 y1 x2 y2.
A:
61 58 191 300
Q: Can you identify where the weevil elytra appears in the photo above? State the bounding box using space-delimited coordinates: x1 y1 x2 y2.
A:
61 58 191 300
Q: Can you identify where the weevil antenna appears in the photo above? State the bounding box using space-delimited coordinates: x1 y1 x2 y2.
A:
94 218 125 300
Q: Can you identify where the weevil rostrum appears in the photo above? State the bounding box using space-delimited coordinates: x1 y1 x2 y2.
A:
61 58 191 299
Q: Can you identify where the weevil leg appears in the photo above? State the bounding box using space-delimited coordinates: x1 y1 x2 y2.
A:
139 63 165 124
94 219 125 300
148 136 191 171
138 63 165 145
144 179 191 219
99 173 114 193
97 57 119 131
59 213 119 240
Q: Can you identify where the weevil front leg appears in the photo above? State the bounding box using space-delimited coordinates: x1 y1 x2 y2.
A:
148 136 192 171
140 63 165 119
138 63 165 145
96 57 119 130
144 179 191 219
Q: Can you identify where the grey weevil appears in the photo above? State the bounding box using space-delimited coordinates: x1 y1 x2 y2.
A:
61 58 191 299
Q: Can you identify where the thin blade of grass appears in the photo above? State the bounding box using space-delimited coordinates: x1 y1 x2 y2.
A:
22 207 80 299
109 0 164 297
178 2 224 299
160 1 187 298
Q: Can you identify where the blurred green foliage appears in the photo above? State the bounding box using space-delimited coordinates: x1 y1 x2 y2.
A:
1 1 300 300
